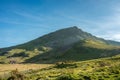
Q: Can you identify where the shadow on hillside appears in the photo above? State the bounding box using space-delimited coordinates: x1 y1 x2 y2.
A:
24 46 120 64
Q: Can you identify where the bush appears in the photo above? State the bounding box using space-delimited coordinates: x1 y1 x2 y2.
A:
83 76 91 80
55 62 77 68
56 74 73 80
7 69 26 80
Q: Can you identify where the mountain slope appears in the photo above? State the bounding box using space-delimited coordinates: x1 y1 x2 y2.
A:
25 39 120 63
3 54 120 80
0 26 98 50
0 26 120 63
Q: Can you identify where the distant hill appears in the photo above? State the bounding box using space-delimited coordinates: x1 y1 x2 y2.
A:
0 26 120 63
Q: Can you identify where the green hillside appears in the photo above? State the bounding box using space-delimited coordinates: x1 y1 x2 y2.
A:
24 39 120 63
27 54 120 80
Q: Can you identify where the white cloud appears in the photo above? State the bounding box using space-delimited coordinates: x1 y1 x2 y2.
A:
97 33 120 42
112 34 120 41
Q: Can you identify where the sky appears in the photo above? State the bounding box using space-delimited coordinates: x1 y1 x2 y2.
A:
1 0 120 48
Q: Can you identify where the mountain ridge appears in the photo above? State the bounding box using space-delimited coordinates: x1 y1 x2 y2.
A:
1 26 120 49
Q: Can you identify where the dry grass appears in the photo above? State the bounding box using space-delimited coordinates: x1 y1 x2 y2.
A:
0 64 53 75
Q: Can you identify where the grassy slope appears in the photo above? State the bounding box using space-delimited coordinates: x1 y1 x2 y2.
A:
61 40 120 58
33 39 120 63
21 54 120 80
0 64 52 75
1 54 120 80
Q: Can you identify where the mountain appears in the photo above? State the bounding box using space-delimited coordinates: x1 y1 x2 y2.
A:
0 26 120 63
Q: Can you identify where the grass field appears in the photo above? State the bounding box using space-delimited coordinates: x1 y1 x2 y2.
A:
0 64 52 76
1 55 120 80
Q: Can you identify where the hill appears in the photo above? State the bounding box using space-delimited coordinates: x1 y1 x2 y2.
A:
0 26 120 63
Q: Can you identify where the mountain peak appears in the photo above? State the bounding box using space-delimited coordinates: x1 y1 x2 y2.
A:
70 26 79 29
65 26 80 30
59 26 82 34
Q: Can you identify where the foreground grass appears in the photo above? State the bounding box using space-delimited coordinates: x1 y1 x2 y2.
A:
0 64 52 79
1 55 120 80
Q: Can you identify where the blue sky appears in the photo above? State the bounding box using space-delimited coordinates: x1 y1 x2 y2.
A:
1 0 120 48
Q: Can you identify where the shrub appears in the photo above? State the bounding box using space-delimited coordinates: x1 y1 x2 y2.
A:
7 69 25 80
56 74 73 80
55 62 77 68
83 76 91 80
